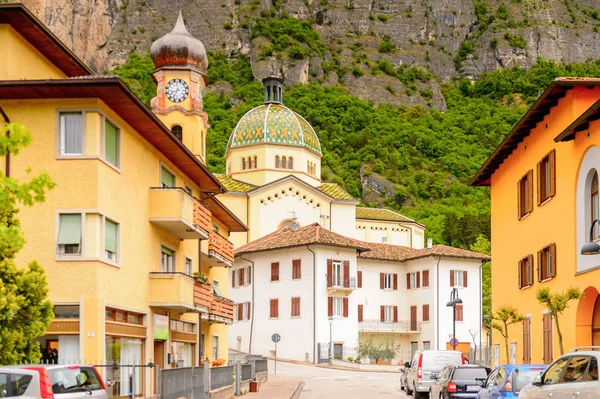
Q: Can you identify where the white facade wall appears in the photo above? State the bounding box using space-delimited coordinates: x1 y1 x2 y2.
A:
330 202 357 238
355 220 425 248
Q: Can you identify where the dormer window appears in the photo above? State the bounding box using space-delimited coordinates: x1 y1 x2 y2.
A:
171 125 183 141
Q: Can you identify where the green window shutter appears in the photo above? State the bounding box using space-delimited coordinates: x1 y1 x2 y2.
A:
105 219 118 253
161 246 173 257
58 214 82 244
161 167 175 187
105 121 119 166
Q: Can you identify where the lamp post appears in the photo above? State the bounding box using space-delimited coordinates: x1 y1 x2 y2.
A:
446 287 462 350
328 316 334 366
581 219 600 254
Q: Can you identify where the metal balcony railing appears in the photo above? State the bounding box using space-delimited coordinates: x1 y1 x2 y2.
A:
326 275 356 289
358 319 422 333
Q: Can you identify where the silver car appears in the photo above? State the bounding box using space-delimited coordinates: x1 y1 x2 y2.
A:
405 350 466 399
0 365 108 399
519 347 600 399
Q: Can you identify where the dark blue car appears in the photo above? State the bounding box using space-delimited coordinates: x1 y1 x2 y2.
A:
477 364 547 399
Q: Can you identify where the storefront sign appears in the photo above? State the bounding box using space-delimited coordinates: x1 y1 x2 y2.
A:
154 314 169 340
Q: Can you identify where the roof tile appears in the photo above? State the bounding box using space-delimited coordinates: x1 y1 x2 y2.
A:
214 174 256 192
356 207 417 223
317 183 355 200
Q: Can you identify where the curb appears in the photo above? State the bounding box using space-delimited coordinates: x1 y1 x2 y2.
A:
290 381 305 399
267 356 400 373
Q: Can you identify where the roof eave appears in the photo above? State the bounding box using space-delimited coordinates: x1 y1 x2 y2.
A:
554 98 600 142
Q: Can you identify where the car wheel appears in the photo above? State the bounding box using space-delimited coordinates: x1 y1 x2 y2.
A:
413 385 421 399
406 382 413 395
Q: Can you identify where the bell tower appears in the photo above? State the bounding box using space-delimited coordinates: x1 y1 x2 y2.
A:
150 11 209 163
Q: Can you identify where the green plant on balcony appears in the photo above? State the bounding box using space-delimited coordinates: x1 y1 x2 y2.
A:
193 272 209 283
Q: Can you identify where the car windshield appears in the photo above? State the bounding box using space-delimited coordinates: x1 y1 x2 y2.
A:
452 368 488 380
48 367 102 393
513 369 544 392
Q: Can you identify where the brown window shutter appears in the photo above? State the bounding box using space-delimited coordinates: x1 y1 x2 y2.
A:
248 266 252 284
343 298 348 318
463 271 468 287
527 170 534 213
239 269 244 286
380 305 385 322
357 271 362 288
238 303 243 321
537 161 542 206
416 271 421 288
550 243 556 278
380 273 385 289
423 304 429 322
406 273 411 289
246 302 251 320
275 299 279 318
393 273 398 290
549 149 556 197
232 270 236 288
537 250 542 282
393 306 398 322
343 261 350 288
527 255 534 286
328 297 333 317
358 304 363 322
517 179 522 219
423 270 429 287
327 259 333 287
518 260 523 289
450 270 455 287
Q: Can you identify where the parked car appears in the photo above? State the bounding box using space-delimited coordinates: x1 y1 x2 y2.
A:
405 350 466 399
519 347 600 399
477 364 547 399
399 365 409 392
0 365 108 399
429 364 491 399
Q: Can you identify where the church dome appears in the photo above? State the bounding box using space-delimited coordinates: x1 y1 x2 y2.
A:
150 11 208 74
226 78 322 156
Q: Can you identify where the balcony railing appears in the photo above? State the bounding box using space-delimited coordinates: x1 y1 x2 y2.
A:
149 272 210 313
193 279 212 310
208 232 234 267
326 276 356 289
209 295 234 324
358 319 422 334
149 187 211 240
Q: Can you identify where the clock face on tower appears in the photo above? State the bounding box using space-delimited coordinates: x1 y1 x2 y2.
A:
165 79 189 103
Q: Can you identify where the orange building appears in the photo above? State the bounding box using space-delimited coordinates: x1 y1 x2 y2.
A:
472 78 600 365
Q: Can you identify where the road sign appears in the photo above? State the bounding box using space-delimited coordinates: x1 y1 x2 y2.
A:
272 333 281 343
449 338 459 347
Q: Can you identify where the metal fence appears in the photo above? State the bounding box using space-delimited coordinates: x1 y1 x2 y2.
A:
255 359 268 373
161 367 204 399
209 365 233 391
469 347 492 366
241 364 251 382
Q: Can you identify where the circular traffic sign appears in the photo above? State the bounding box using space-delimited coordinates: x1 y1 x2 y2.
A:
272 333 281 343
449 338 459 347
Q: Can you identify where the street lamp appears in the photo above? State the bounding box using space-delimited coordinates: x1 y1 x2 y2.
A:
581 219 600 254
446 287 462 350
328 316 334 366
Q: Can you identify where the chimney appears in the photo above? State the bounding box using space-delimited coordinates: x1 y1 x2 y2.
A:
262 77 284 104
427 238 433 249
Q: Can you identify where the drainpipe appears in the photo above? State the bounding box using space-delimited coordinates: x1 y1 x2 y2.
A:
0 106 11 177
435 256 441 350
239 255 255 354
198 238 204 362
479 260 485 363
307 245 317 363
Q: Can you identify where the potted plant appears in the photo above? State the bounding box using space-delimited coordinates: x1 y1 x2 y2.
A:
193 272 208 283
212 359 225 367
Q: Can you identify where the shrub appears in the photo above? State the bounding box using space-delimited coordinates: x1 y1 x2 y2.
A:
351 66 364 77
289 45 307 60
377 14 388 23
224 22 233 30
378 35 395 53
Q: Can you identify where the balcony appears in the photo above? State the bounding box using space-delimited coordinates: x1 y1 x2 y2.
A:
326 275 356 295
207 294 234 324
208 232 234 267
148 272 211 313
358 319 421 334
149 188 211 240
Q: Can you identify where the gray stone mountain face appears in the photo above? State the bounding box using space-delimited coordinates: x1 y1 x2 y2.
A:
17 0 600 108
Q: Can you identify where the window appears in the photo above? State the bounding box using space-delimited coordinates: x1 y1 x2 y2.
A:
538 243 556 281
422 270 429 287
54 305 79 318
407 272 420 289
282 156 287 169
242 158 246 170
330 260 342 287
161 246 174 272
104 119 120 167
383 305 395 322
275 156 280 168
292 259 301 279
288 157 293 169
543 357 569 384
59 112 83 155
213 279 223 297
104 219 118 262
212 336 219 360
518 170 534 219
562 356 590 383
588 357 598 381
333 297 343 316
423 304 430 322
455 304 463 321
171 125 183 141
450 270 468 287
381 272 397 290
185 257 192 275
518 255 533 289
423 341 431 350
253 156 257 169
543 313 553 364
248 156 252 169
592 172 599 240
291 297 300 317
271 262 279 281
244 267 250 285
384 273 392 289
0 372 32 397
57 213 82 255
537 150 555 204
270 299 279 318
161 166 175 188
238 267 244 286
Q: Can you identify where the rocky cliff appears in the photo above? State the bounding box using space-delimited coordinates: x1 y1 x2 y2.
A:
16 0 600 108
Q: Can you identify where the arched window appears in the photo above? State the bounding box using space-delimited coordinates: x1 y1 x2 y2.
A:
242 158 246 170
254 156 258 169
288 157 293 169
275 156 280 168
593 172 599 239
171 125 183 141
282 156 287 169
248 156 252 169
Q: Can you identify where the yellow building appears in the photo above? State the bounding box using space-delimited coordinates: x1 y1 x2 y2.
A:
472 78 600 365
0 4 246 396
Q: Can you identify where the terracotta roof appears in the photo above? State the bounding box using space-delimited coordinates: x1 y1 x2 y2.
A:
358 242 417 262
401 245 491 262
235 223 371 256
356 207 422 225
0 77 225 193
471 78 600 186
317 183 355 200
0 4 94 76
214 174 256 193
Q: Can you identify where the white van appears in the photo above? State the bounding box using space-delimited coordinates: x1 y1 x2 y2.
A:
404 350 465 398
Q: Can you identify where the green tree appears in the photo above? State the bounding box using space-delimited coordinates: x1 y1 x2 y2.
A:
470 234 491 317
536 286 582 355
490 305 524 364
0 121 55 364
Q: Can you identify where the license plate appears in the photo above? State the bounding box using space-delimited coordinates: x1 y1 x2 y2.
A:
466 386 480 392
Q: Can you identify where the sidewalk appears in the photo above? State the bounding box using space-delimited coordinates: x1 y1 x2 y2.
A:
265 356 400 373
252 373 303 399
